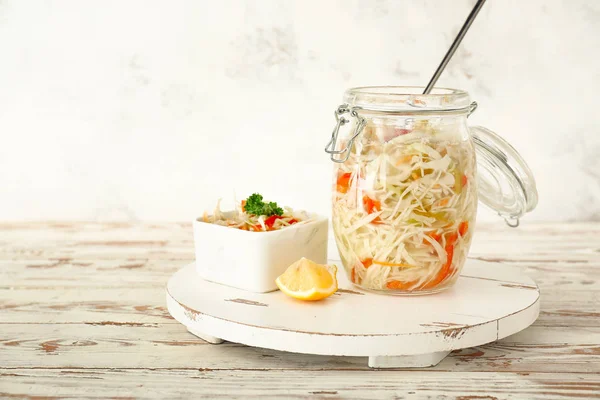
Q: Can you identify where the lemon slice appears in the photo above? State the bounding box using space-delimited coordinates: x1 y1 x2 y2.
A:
275 258 338 301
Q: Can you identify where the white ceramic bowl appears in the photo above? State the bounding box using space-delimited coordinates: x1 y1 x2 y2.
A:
193 213 329 293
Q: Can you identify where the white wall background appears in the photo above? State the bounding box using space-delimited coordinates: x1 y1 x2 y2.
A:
1 0 598 223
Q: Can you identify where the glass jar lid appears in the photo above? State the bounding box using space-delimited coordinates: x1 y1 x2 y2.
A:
470 126 538 226
343 86 473 113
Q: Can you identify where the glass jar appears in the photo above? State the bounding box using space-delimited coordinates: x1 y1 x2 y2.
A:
325 87 538 295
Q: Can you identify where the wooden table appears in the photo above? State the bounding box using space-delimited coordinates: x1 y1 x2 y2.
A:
1 222 599 399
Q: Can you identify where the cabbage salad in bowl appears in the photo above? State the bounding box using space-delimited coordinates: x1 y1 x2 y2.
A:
332 120 477 294
202 193 312 232
194 193 328 293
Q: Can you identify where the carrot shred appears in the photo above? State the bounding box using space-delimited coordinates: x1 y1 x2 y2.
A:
421 244 454 289
458 221 469 237
373 260 414 268
386 279 418 290
462 174 468 187
371 216 385 224
395 155 413 166
251 224 263 232
438 198 450 207
424 231 441 244
386 280 402 289
362 258 373 268
446 232 459 246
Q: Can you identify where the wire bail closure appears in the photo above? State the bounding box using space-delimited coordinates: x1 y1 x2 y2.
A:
468 101 478 116
324 104 367 163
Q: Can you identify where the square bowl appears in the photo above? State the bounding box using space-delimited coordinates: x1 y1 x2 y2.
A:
193 213 329 293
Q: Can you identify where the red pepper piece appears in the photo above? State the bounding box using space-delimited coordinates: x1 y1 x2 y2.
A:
264 215 282 230
336 172 352 193
363 196 381 214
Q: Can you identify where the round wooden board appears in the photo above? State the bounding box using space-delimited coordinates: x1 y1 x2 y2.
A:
166 259 540 368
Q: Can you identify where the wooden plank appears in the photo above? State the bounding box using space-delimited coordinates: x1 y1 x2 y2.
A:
3 240 598 262
0 244 194 262
1 286 597 327
0 221 597 259
0 287 173 324
1 369 599 399
1 324 599 373
0 259 186 289
2 258 599 291
0 222 599 261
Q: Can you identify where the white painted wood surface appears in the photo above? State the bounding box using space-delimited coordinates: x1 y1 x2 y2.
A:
167 260 539 367
1 222 600 399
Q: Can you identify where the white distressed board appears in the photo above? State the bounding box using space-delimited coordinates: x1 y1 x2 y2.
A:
167 259 540 368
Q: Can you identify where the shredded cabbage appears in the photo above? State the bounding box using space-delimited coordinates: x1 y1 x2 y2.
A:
202 201 311 232
332 119 477 292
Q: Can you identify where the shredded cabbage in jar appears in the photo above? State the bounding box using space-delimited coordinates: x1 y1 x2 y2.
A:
201 197 311 232
332 120 477 292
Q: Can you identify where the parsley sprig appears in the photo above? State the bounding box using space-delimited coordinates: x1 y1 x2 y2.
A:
243 193 283 217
